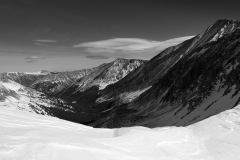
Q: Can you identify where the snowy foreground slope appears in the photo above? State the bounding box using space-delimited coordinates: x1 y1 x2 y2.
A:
1 106 240 160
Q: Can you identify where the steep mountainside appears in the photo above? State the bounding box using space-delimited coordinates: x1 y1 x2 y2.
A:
46 58 146 123
60 58 146 97
91 19 240 128
98 19 240 105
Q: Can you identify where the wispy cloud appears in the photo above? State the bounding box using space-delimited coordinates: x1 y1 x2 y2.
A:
34 43 49 46
74 36 194 59
24 56 47 63
34 39 57 43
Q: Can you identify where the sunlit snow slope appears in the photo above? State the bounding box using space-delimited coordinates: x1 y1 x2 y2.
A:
0 79 52 114
1 105 240 160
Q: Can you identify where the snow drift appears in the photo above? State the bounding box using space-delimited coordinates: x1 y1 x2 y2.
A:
1 105 240 160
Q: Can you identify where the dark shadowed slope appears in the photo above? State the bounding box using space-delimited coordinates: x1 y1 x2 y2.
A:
51 59 146 123
92 19 240 128
97 19 240 105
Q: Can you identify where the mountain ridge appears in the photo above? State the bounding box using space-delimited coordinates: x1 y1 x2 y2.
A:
90 19 240 128
2 19 240 129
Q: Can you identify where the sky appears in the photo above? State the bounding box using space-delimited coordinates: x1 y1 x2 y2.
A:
1 0 240 72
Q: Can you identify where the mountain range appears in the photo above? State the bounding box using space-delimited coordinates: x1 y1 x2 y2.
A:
1 19 240 130
92 19 240 128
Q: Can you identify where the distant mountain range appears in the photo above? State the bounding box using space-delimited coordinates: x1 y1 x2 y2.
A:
1 19 240 129
0 58 146 123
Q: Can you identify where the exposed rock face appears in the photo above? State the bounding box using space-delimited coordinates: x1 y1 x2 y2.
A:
91 19 240 128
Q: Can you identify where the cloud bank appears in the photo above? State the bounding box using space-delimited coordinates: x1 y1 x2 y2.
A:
74 36 194 59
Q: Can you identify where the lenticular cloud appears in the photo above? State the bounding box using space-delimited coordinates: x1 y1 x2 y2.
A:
74 36 194 59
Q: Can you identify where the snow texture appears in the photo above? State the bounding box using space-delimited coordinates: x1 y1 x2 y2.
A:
1 104 240 160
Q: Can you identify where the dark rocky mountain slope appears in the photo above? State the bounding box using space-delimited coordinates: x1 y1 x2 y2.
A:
50 58 146 123
97 19 240 105
90 19 240 128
